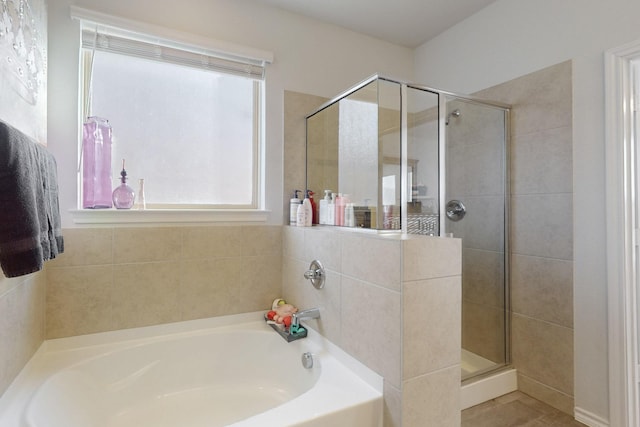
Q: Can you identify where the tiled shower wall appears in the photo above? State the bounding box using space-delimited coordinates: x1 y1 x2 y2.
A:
0 271 46 397
45 226 282 338
476 61 574 413
284 90 462 427
282 226 462 427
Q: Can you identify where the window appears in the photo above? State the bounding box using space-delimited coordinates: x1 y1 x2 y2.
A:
77 12 270 211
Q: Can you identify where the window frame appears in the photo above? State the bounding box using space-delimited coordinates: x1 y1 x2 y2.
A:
70 6 272 224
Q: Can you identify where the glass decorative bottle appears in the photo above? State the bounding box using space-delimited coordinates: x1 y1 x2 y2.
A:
112 159 135 209
134 178 146 210
82 117 113 208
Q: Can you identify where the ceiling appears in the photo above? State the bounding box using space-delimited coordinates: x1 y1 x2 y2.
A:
251 0 499 48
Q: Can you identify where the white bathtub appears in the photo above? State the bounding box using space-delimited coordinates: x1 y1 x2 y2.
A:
0 312 383 427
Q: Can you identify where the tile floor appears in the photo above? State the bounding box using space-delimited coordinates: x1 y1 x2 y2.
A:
462 391 587 426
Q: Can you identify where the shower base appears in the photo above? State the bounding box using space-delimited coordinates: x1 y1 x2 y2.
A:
460 349 517 409
461 349 496 378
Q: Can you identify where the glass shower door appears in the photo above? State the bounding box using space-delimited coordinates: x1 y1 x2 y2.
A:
443 96 510 380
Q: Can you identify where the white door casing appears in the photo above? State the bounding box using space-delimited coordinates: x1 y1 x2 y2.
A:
605 39 640 427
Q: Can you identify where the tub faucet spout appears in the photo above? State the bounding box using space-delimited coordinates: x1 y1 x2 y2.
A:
292 308 320 329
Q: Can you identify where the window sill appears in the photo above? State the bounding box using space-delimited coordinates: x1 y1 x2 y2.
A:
70 209 270 225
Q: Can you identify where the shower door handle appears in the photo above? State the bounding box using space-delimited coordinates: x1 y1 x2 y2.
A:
446 200 466 221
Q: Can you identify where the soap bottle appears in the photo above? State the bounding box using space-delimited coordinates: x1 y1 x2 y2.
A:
290 190 302 226
112 159 135 209
319 190 331 225
327 193 335 225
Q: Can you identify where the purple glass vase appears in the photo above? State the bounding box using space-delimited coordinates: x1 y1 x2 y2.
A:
82 117 113 208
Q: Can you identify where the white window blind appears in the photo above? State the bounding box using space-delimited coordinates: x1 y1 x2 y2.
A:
71 5 273 81
81 29 266 80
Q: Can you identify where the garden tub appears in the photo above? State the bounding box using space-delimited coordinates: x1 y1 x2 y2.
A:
0 312 382 427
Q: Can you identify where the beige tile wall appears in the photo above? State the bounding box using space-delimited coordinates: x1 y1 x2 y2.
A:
475 60 575 413
0 270 46 398
46 225 282 338
401 236 462 427
283 226 462 427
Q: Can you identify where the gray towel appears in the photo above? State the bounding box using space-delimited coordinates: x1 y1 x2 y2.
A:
0 120 64 278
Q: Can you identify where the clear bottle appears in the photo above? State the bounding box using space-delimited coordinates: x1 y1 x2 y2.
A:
327 193 335 225
334 193 343 226
345 203 355 227
112 159 135 209
342 194 351 223
134 178 146 210
82 117 113 208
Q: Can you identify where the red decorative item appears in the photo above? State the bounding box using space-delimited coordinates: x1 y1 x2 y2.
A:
307 190 318 224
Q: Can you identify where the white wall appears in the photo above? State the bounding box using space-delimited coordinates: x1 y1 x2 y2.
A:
414 0 640 421
46 0 414 227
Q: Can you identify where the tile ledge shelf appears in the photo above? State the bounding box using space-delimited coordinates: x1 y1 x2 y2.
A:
70 208 270 225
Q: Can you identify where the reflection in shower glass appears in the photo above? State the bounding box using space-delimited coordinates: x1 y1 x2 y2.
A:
305 75 511 384
406 86 440 235
337 80 385 226
306 78 403 230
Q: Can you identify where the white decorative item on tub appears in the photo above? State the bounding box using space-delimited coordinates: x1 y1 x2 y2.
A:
0 312 382 427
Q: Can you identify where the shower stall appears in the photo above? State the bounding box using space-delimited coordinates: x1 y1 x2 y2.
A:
305 75 511 389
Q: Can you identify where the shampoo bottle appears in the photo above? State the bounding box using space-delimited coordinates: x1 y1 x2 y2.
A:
290 190 302 226
303 194 313 227
296 202 306 227
297 194 312 227
319 190 331 225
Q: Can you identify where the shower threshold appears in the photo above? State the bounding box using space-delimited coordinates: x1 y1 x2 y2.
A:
461 365 517 410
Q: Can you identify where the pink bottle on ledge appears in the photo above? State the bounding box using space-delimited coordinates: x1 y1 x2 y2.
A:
82 117 113 208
